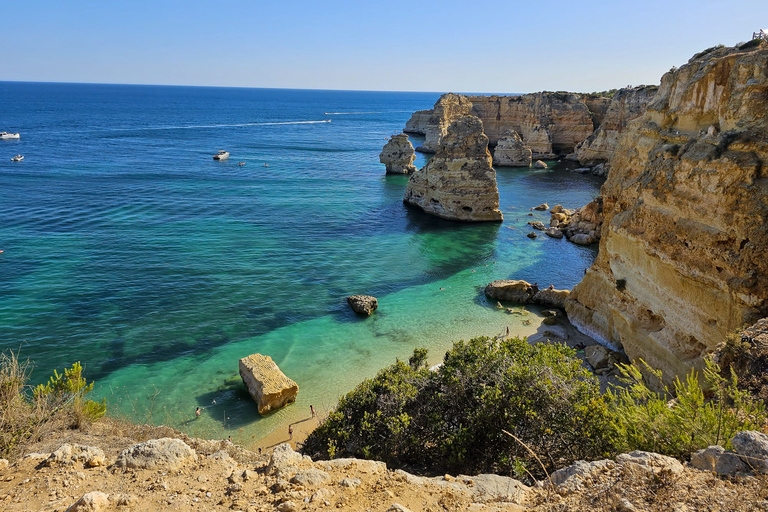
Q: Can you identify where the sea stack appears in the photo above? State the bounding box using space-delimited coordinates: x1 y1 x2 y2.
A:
566 41 768 384
403 115 503 222
493 130 532 167
379 133 417 174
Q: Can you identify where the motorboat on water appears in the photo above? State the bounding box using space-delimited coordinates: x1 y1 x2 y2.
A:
213 150 230 160
0 132 20 140
10 155 24 162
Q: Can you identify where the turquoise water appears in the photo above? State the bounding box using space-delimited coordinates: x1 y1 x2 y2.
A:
0 83 602 445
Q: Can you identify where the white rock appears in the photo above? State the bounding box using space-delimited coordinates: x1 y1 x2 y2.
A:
65 492 109 512
690 445 747 475
616 450 684 474
116 438 197 470
731 430 768 473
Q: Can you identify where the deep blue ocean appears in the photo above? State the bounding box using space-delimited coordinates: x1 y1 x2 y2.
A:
0 82 603 445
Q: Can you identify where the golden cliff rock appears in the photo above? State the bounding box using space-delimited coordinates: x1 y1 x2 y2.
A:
566 41 768 382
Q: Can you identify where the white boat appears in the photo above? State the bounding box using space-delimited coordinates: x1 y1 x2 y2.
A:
10 155 23 162
213 150 230 160
0 132 20 140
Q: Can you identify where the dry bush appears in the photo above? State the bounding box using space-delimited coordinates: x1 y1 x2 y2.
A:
0 351 105 460
529 466 768 511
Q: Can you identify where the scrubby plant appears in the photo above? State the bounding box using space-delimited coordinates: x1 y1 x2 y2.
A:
303 336 620 481
0 352 105 459
610 358 765 459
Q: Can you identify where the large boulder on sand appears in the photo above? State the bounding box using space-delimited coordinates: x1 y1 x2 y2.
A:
347 295 378 315
484 280 535 303
239 354 299 415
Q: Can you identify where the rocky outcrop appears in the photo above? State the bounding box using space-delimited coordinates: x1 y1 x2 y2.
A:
239 354 299 415
347 295 378 315
566 42 768 382
403 116 503 222
379 134 417 174
115 438 197 470
484 280 569 309
404 92 596 160
549 199 604 246
575 86 658 166
492 130 532 166
410 93 473 153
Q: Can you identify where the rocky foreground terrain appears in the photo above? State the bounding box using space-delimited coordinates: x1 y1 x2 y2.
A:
1 419 767 512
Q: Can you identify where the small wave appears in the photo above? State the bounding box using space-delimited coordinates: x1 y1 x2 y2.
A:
128 120 332 131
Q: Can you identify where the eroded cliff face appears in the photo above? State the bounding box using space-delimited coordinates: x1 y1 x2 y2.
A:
575 86 658 166
493 130 532 167
404 116 503 222
410 93 473 153
404 90 647 162
566 42 768 382
469 93 594 158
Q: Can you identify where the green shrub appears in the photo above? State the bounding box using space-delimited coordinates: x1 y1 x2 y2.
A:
0 354 105 459
610 358 765 459
303 337 620 480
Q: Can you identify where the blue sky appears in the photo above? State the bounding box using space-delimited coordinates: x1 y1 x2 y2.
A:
3 0 767 93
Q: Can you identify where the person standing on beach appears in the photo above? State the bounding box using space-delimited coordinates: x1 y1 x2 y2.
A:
289 425 293 439
310 405 315 418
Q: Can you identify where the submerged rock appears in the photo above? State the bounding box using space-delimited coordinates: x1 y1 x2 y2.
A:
239 354 299 415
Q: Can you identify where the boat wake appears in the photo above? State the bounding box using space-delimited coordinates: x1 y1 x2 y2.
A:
323 111 414 115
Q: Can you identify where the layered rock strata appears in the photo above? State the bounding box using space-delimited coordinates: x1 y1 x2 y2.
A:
403 116 503 222
379 133 417 174
575 86 658 166
566 42 768 382
468 93 593 157
492 130 532 166
239 354 299 415
407 93 472 153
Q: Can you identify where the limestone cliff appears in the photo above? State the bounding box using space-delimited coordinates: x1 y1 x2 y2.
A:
575 86 658 166
468 93 594 157
409 93 472 153
379 133 417 174
493 130 532 167
403 91 633 161
403 116 503 222
566 41 768 382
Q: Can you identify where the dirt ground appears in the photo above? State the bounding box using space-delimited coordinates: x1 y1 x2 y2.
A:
1 418 767 512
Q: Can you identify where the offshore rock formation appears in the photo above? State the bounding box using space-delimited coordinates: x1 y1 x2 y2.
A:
493 130 532 166
575 86 658 166
405 88 655 167
403 116 503 222
408 93 472 153
347 295 378 315
405 92 596 159
379 133 417 174
566 42 768 382
239 354 299 415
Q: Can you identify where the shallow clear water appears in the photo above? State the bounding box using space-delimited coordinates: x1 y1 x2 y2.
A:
0 82 602 445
